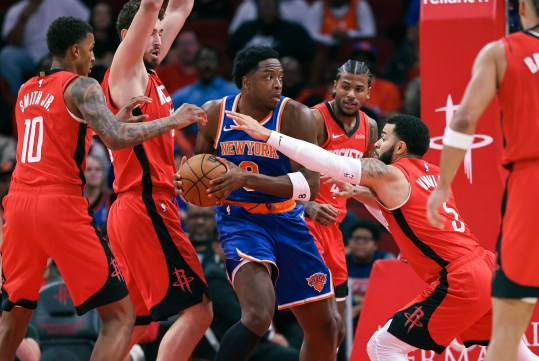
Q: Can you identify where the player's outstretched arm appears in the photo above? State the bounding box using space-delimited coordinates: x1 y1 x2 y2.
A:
227 110 404 194
160 0 194 63
66 77 206 149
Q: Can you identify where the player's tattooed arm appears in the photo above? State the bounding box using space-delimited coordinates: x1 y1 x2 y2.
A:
364 116 378 158
360 158 392 179
68 77 205 149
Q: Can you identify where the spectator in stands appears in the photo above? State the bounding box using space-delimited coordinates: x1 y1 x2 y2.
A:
171 46 238 115
157 30 200 94
402 76 420 117
185 204 217 266
305 0 376 47
203 238 301 361
190 0 230 19
83 155 115 235
382 11 419 86
346 220 395 330
229 0 310 33
281 56 324 107
0 0 89 96
350 41 402 117
89 2 119 82
227 0 316 72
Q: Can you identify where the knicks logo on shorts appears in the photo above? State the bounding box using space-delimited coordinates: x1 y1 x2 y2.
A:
306 272 328 292
404 306 424 333
172 267 194 294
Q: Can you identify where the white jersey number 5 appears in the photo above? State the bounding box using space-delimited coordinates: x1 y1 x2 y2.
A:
442 202 465 233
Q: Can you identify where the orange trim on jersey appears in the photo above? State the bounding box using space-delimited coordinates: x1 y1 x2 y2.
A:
275 97 290 133
222 199 296 214
212 96 228 149
278 290 335 310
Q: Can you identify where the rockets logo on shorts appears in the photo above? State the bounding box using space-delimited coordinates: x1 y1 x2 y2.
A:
172 267 194 293
404 306 425 333
306 272 328 292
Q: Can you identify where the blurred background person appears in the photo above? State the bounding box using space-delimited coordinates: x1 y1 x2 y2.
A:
306 0 376 48
88 2 119 82
0 0 89 96
157 30 200 94
229 0 310 34
83 155 115 236
346 220 395 330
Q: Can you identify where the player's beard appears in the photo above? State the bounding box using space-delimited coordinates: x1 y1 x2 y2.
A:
335 98 359 117
144 57 159 70
378 144 395 165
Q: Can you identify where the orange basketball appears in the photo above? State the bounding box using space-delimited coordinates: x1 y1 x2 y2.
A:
178 154 228 207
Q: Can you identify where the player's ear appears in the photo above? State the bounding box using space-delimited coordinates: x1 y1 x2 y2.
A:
397 140 407 154
70 43 80 59
242 76 249 90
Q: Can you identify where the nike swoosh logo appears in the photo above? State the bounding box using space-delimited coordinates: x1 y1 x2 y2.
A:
223 127 234 132
332 134 345 139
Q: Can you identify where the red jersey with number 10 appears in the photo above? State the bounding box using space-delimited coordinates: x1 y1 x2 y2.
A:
101 68 175 194
12 70 92 188
312 101 369 223
379 158 480 283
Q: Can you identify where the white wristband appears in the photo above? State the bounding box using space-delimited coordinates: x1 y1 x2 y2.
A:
287 171 311 200
442 127 474 150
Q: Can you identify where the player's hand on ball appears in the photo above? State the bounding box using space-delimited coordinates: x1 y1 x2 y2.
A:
173 103 208 129
207 159 245 203
173 156 188 196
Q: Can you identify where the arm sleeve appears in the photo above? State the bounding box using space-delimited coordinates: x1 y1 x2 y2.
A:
267 131 362 185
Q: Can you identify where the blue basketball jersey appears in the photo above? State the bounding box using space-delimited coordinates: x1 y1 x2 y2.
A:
214 94 292 203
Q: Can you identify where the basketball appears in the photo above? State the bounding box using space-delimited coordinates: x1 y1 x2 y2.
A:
178 154 228 207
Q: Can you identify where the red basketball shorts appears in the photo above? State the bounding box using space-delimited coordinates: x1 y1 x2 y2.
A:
1 184 127 315
107 190 208 325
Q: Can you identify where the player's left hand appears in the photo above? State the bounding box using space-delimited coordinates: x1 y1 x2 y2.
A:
173 156 188 199
116 96 152 123
324 176 356 199
427 185 450 229
207 158 245 202
226 110 272 141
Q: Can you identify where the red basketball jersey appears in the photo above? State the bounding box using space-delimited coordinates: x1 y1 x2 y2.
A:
12 70 92 187
379 158 480 283
102 69 175 194
312 101 369 222
498 31 539 166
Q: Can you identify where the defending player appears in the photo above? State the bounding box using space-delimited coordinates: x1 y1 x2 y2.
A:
427 1 539 360
302 59 377 346
101 1 212 359
226 112 539 360
0 16 204 361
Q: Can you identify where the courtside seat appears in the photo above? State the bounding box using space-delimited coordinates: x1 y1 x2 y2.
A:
31 281 100 361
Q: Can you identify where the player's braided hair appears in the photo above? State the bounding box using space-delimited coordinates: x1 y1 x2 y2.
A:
116 0 166 37
386 114 431 158
232 46 280 89
335 60 372 86
47 17 93 57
